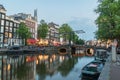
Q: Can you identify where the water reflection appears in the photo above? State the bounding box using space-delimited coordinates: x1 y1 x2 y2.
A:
57 57 78 77
0 54 94 80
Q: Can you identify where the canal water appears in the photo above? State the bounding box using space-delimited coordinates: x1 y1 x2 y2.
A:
0 54 94 80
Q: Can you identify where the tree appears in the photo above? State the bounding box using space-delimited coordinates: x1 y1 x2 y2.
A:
37 20 48 39
95 0 120 62
95 0 120 42
16 22 31 45
72 33 79 43
75 38 85 45
59 24 73 41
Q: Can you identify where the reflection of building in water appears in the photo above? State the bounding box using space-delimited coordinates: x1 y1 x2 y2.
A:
0 55 12 80
25 56 36 80
0 54 72 80
36 54 69 77
0 55 36 80
37 54 60 74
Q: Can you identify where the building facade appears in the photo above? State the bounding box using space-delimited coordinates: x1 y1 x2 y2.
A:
4 16 21 47
0 4 22 48
0 4 6 48
11 10 38 39
47 22 60 45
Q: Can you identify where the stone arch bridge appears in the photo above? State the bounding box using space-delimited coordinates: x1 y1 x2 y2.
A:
57 45 108 56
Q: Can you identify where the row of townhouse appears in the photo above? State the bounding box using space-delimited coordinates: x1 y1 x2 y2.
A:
0 4 37 48
0 4 63 48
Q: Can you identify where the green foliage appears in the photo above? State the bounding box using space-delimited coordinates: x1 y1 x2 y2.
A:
17 22 31 39
37 20 48 39
75 38 85 45
59 24 73 40
72 33 77 43
16 22 31 45
95 0 120 41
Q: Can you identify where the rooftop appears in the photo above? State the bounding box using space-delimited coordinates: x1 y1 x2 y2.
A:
0 4 6 11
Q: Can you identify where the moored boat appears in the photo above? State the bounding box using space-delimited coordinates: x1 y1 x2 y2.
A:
94 49 109 63
81 60 104 80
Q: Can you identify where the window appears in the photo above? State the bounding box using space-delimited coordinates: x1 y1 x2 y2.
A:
32 28 34 32
6 21 9 26
9 33 12 38
0 34 3 42
14 23 17 27
1 14 5 19
13 33 16 38
9 28 12 32
14 28 16 32
5 32 8 37
0 26 4 33
0 13 1 18
17 24 19 28
31 28 32 32
1 20 4 25
4 38 8 44
5 27 8 31
0 38 2 43
10 22 13 27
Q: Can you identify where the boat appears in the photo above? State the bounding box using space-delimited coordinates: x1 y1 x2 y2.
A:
94 49 109 63
8 45 21 50
81 60 104 80
6 45 23 55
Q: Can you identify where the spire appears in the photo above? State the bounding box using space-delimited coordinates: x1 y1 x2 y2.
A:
34 9 37 21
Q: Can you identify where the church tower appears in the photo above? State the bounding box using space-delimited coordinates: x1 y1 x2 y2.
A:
34 9 37 21
34 9 38 39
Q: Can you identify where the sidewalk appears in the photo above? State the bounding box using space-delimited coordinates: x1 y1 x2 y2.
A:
110 54 120 80
98 54 120 80
98 55 111 80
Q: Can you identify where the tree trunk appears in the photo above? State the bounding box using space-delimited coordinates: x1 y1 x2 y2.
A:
112 39 117 62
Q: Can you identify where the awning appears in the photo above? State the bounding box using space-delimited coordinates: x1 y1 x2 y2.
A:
27 39 37 44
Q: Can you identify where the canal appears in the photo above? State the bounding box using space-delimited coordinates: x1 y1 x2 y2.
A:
0 54 94 80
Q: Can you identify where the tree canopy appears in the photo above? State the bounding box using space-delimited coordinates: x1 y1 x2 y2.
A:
59 24 73 41
16 22 31 45
95 0 120 42
37 20 48 39
59 23 84 45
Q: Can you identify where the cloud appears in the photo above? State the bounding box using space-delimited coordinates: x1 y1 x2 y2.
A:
67 17 98 40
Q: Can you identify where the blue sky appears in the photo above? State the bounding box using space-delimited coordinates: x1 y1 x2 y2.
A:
1 0 98 40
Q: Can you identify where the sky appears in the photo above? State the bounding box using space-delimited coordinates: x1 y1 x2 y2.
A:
1 0 98 41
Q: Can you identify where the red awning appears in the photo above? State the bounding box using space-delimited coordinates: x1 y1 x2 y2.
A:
27 39 37 44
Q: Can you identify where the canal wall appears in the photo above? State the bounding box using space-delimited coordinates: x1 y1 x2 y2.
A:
98 51 120 80
98 54 111 80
